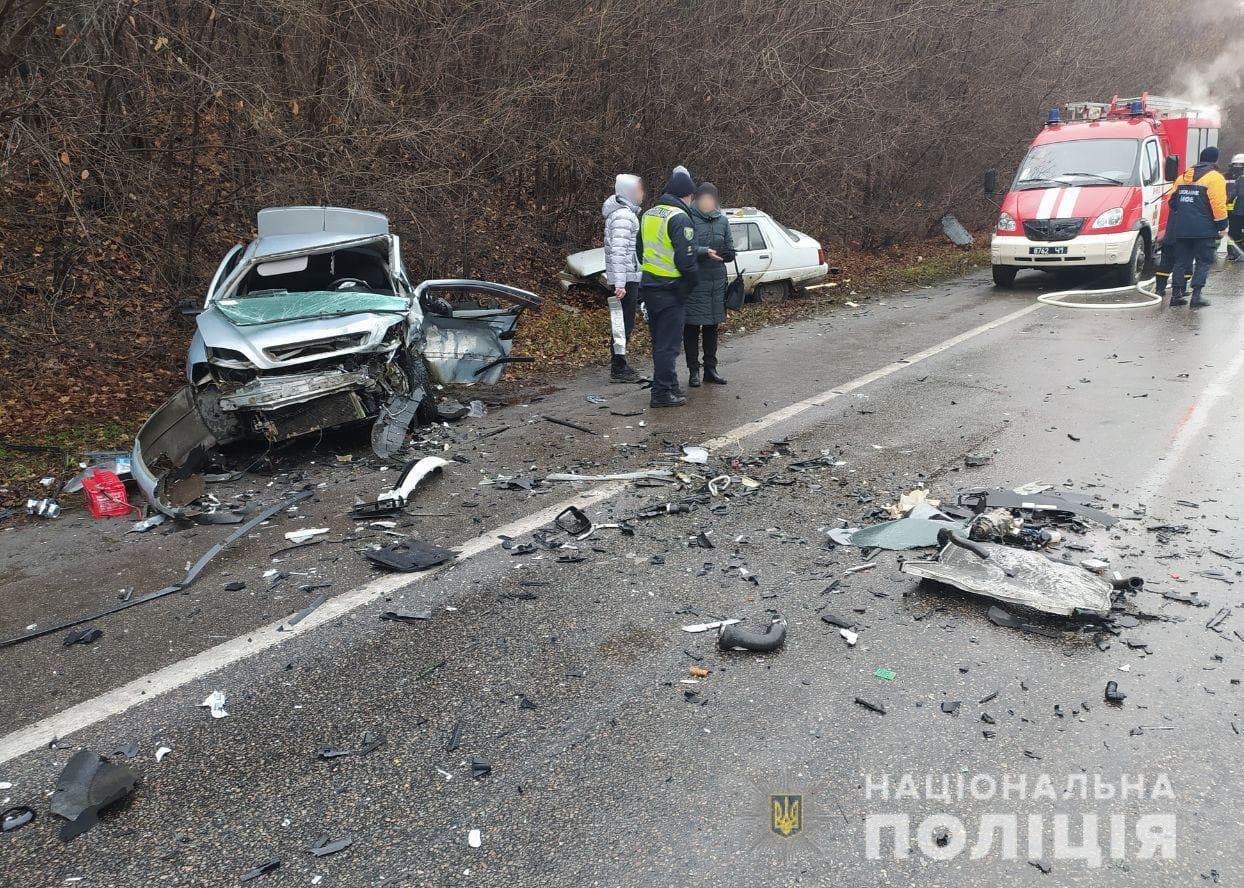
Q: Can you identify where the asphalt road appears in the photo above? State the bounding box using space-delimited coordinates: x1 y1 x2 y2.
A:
2 264 1242 886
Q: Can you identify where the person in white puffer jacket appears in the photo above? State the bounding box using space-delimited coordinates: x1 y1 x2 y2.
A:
602 173 645 382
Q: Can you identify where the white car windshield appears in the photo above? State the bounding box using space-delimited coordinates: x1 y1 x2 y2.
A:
1013 138 1139 189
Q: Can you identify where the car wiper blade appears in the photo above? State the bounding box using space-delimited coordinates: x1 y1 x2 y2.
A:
1058 172 1124 184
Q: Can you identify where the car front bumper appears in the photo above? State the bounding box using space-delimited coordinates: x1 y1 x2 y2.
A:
991 231 1137 268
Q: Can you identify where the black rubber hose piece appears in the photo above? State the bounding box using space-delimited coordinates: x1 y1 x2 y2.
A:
937 527 991 560
718 616 787 652
1109 574 1144 591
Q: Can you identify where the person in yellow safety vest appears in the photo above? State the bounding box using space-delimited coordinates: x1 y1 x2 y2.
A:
635 166 719 408
1155 164 1195 297
1167 146 1228 308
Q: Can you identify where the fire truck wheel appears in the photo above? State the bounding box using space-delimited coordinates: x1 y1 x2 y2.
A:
991 265 1018 288
1113 235 1144 287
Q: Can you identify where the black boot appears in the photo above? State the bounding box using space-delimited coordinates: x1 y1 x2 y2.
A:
1190 289 1211 308
1169 291 1188 306
650 392 687 408
704 369 728 385
687 367 702 387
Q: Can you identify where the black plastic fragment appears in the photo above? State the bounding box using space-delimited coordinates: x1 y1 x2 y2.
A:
446 720 464 752
940 701 961 715
241 857 281 881
718 617 787 652
1 806 35 833
1104 681 1127 704
470 755 492 779
820 611 856 630
979 690 999 704
63 627 103 646
110 740 139 761
365 540 455 573
224 581 246 592
554 506 592 536
379 607 433 623
308 835 354 857
49 749 138 841
854 696 887 715
987 606 1023 629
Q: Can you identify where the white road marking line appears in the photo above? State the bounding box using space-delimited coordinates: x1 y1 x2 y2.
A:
1036 187 1060 220
1134 311 1244 504
0 301 1043 765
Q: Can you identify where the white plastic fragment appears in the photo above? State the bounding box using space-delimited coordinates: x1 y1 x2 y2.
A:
199 691 228 719
284 527 330 544
468 828 482 849
128 513 167 533
155 746 172 761
681 619 740 633
839 628 859 646
680 445 709 465
844 563 877 574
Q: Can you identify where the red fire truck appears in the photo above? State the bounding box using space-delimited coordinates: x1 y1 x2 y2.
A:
989 94 1220 287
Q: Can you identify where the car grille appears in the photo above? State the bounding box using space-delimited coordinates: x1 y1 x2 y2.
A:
1023 218 1084 242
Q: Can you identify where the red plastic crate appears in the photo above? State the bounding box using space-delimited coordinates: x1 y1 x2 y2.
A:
82 469 135 518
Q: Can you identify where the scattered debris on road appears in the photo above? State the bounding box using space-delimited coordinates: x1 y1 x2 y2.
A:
49 750 138 841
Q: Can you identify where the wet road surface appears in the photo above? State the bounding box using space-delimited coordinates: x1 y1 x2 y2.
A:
1 265 1242 885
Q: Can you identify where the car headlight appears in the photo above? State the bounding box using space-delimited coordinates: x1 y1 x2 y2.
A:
1091 207 1123 229
997 212 1017 232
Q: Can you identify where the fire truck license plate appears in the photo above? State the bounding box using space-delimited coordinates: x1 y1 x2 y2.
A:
1028 246 1068 255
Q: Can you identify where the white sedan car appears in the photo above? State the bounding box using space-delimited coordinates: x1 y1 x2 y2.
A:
559 207 828 301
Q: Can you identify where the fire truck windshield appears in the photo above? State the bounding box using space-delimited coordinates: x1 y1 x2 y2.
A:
1013 138 1139 189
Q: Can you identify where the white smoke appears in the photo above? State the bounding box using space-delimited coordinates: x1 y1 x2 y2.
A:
1174 39 1244 110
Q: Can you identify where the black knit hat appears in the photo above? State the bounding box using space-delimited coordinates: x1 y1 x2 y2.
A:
666 168 696 198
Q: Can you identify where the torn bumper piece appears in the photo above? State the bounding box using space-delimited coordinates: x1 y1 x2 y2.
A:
132 385 218 518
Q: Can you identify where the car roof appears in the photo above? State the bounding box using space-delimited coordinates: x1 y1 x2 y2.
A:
249 207 391 260
723 207 772 221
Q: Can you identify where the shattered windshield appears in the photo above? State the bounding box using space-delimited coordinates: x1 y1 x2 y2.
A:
215 291 410 326
1013 138 1140 189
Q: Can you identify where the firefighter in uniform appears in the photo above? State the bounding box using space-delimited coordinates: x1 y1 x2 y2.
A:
1225 153 1244 261
1167 146 1228 308
636 166 702 407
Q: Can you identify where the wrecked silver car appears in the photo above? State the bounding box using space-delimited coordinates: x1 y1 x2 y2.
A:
134 206 542 515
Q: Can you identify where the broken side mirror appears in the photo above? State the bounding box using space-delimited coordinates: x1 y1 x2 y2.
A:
176 300 204 317
983 169 998 196
1164 154 1180 183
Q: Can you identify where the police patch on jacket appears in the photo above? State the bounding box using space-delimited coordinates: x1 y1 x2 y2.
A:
683 227 695 241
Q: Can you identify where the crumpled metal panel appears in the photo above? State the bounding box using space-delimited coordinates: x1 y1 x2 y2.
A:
132 385 218 517
421 312 520 385
901 539 1112 616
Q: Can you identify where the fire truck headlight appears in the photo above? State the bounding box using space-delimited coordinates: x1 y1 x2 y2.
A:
997 212 1017 231
1091 207 1124 229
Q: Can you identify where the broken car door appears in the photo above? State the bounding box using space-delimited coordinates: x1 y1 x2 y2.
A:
415 280 544 385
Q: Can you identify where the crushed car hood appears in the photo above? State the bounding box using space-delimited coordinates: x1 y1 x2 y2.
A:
196 304 407 371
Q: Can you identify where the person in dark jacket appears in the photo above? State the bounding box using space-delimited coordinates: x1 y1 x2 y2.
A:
1226 153 1244 261
635 166 707 407
1168 146 1228 308
683 183 735 386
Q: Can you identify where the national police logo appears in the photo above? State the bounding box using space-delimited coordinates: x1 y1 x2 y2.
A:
683 226 695 241
736 768 834 861
770 793 803 838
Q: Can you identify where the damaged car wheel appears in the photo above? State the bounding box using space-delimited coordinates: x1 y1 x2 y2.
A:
396 349 438 427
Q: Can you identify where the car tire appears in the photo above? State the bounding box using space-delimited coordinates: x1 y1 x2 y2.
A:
1113 235 1144 287
398 350 438 426
754 281 791 303
991 265 1018 288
